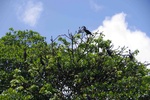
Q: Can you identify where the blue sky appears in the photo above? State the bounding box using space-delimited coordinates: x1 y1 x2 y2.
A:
0 0 149 37
0 0 150 67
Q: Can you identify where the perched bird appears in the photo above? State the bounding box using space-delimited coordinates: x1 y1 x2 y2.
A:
86 95 91 100
129 49 133 60
23 48 27 61
82 26 93 36
57 62 61 69
106 48 112 56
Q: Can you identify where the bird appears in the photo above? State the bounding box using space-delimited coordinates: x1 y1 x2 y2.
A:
129 49 133 60
106 47 112 56
57 62 61 69
82 26 93 36
107 49 112 56
23 48 27 61
86 95 91 100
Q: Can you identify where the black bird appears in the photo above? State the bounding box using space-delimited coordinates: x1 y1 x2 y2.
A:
107 49 112 56
24 48 27 61
57 62 61 69
86 95 91 100
82 26 93 36
40 56 45 66
129 49 133 60
106 48 112 56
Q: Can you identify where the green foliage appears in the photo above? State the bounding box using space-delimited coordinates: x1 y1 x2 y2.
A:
0 88 31 100
0 29 149 99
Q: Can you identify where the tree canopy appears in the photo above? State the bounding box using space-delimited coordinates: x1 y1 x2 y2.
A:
0 28 150 100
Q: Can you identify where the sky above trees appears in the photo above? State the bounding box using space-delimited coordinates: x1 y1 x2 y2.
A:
0 0 150 68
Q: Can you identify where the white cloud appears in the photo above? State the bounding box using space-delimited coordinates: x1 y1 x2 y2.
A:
94 12 150 68
17 0 43 27
89 0 103 12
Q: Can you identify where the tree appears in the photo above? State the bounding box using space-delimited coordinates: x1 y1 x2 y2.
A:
0 28 149 99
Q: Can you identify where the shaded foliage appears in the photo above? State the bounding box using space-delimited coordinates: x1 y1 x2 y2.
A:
0 28 149 99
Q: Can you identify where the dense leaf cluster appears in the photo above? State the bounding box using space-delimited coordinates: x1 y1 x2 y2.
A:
0 28 149 99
